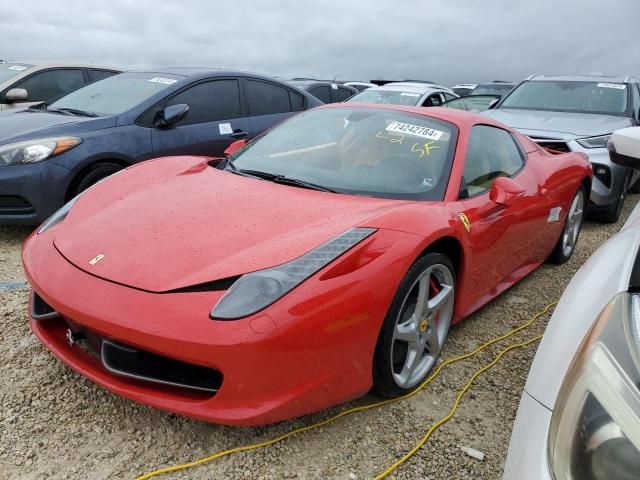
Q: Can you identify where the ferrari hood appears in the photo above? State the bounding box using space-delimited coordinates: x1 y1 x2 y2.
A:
482 108 632 139
54 157 408 292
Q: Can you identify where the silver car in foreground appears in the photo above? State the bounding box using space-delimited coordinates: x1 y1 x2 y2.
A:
504 127 640 479
347 81 458 107
483 75 640 223
0 62 120 111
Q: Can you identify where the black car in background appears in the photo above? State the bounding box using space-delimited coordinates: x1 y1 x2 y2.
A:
288 79 358 103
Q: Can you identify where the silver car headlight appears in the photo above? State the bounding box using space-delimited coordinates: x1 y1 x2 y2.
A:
0 137 81 166
576 134 612 149
548 292 640 480
211 228 376 319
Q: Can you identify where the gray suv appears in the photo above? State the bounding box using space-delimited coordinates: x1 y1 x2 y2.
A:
483 75 640 222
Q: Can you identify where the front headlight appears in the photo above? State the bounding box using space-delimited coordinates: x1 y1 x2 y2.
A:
0 137 81 166
576 134 612 149
548 293 640 479
211 228 376 319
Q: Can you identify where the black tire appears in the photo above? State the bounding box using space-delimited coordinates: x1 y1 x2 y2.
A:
592 176 627 224
628 174 640 194
72 162 123 197
373 252 455 398
549 185 586 264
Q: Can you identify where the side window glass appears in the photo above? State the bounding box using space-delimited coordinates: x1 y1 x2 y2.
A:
463 125 524 196
333 87 353 102
15 69 84 102
289 91 305 111
90 70 118 82
246 80 291 116
308 86 331 103
423 94 443 107
166 79 241 126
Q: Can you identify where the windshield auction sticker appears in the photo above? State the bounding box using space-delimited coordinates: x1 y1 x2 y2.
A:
149 77 177 85
386 121 444 141
400 92 420 97
597 82 626 90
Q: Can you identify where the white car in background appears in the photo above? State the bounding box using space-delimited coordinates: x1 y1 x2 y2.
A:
451 83 477 96
343 81 375 92
503 126 640 480
347 81 458 107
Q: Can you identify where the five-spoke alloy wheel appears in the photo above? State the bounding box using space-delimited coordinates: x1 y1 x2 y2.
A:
373 253 455 397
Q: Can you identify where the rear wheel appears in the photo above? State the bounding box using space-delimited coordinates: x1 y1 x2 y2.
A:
373 253 455 397
593 173 629 224
71 162 123 197
549 186 585 264
628 172 640 194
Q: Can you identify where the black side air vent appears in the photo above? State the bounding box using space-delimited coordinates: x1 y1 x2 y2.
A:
167 276 240 293
31 292 59 320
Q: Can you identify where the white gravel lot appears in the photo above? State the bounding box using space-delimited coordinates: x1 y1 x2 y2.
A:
1 196 638 480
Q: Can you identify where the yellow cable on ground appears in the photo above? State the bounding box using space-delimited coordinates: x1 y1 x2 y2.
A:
373 333 543 479
136 301 557 480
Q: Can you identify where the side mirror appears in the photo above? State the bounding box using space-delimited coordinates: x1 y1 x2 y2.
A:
224 139 248 156
488 98 500 109
154 104 189 128
5 88 28 103
489 176 525 206
608 127 640 169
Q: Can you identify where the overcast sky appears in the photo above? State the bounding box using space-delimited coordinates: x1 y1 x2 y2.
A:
2 0 639 86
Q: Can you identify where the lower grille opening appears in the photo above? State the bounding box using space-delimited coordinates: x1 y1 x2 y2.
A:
0 195 34 214
34 309 223 397
31 292 59 319
101 339 222 393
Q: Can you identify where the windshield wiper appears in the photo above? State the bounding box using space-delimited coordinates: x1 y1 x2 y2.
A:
226 166 338 193
48 108 98 118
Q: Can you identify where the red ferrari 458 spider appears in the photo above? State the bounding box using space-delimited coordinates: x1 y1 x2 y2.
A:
23 104 591 426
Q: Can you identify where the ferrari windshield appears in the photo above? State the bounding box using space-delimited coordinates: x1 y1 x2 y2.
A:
501 80 629 115
230 107 457 200
348 89 423 106
49 72 181 116
0 64 32 83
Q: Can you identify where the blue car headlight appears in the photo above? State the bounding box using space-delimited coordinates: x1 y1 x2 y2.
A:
0 137 81 166
211 228 376 319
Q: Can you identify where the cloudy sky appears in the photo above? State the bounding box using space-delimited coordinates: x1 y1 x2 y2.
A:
2 0 639 85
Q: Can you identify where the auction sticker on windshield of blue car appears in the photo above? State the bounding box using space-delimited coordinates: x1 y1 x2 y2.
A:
386 121 444 141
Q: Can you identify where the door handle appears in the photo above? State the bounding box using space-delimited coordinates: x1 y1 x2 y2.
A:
231 130 248 139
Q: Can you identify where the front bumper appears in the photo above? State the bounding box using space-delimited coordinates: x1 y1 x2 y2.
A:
0 161 70 226
503 391 553 480
23 228 408 425
567 144 627 208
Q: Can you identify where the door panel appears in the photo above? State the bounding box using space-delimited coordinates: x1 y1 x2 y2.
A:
151 79 249 158
244 79 297 137
456 125 550 307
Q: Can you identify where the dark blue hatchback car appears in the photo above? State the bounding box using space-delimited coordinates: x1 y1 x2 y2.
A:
0 67 323 225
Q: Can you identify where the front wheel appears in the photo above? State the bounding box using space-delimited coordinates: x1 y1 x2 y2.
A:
373 253 455 398
548 185 586 264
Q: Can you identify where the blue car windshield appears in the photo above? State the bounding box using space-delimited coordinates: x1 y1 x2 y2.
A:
49 72 182 116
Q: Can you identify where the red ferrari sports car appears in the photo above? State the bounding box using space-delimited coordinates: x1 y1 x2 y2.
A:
23 104 591 426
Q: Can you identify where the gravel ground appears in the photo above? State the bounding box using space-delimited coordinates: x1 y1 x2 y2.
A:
1 197 638 480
